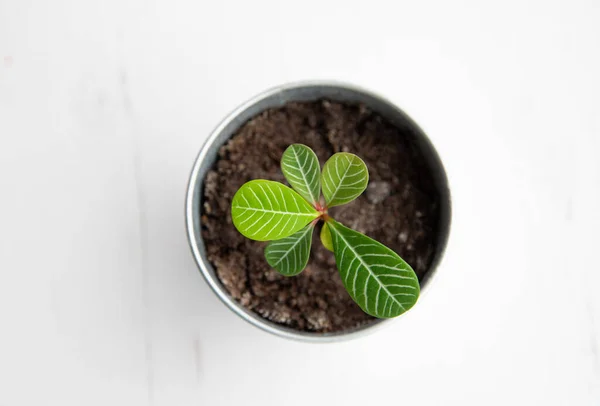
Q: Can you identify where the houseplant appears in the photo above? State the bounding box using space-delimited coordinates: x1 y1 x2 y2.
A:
231 144 420 318
186 82 451 341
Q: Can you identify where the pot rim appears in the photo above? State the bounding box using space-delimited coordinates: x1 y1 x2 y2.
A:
185 80 452 342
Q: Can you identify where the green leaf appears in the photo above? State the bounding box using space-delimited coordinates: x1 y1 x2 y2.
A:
320 223 333 252
281 144 321 205
265 223 314 276
321 152 369 207
231 180 319 241
327 219 420 318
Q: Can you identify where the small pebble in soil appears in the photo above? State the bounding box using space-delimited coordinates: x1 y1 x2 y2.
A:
307 310 330 330
398 230 409 243
366 181 392 204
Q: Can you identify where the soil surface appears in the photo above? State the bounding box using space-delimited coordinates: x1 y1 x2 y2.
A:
201 100 440 333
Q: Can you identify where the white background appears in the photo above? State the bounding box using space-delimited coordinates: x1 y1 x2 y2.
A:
1 0 599 405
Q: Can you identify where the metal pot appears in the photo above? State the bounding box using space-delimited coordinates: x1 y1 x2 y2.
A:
186 81 451 342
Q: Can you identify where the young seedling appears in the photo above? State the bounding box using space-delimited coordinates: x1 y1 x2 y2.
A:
231 144 419 318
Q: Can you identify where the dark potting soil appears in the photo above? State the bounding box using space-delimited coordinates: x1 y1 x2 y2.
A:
201 100 440 333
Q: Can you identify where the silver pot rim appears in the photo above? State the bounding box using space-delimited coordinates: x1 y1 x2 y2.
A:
185 80 452 342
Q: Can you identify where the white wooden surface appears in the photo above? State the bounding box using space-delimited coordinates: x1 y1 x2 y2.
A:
1 1 599 405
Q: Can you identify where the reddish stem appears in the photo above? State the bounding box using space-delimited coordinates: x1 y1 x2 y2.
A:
314 201 328 219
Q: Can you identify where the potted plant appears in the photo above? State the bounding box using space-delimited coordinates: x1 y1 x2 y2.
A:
186 82 451 341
